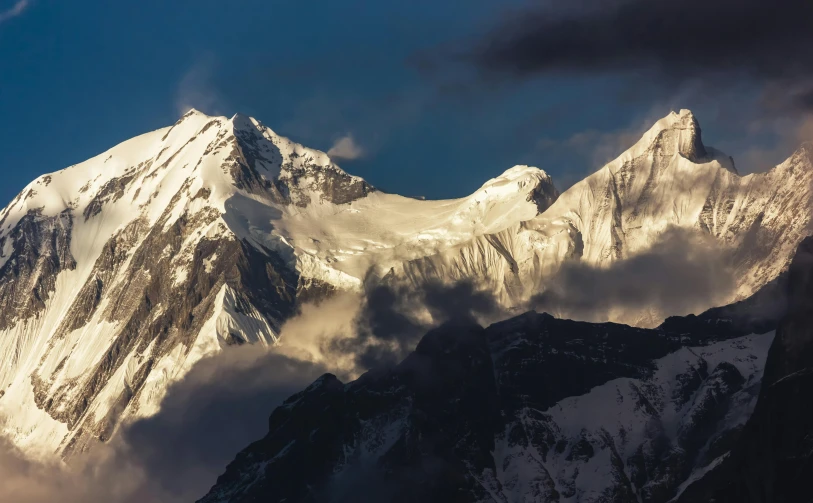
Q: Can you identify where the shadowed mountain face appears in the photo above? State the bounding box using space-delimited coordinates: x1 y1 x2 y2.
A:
671 236 813 503
198 281 785 503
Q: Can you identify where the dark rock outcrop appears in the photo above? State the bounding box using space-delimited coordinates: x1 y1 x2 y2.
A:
0 208 76 332
675 236 813 503
199 297 779 503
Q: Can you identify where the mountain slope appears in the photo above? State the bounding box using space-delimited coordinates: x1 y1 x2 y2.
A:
0 108 809 459
390 111 813 324
0 110 558 457
198 296 779 503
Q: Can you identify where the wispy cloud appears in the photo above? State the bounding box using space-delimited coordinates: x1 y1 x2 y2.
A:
174 57 226 118
528 226 737 327
327 134 365 161
0 0 30 24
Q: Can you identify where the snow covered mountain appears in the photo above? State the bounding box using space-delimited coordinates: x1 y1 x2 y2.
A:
198 288 781 503
0 108 810 459
391 111 813 325
0 109 559 457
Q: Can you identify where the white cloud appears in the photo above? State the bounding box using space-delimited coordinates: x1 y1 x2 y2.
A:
327 134 365 161
0 0 29 23
174 57 225 118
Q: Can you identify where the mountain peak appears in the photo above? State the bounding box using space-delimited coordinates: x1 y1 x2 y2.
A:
659 109 697 128
671 108 695 120
178 107 212 122
640 109 707 162
585 109 718 187
229 112 259 131
176 109 262 136
474 165 559 213
797 141 813 160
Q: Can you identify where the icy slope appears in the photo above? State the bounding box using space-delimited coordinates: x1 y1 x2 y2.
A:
275 163 557 283
0 110 304 456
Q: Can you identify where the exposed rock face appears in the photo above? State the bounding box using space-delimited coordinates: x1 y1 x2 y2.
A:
659 108 707 162
198 294 780 503
0 208 75 333
671 237 813 502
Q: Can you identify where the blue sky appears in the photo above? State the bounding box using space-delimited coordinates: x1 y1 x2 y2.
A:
0 0 805 206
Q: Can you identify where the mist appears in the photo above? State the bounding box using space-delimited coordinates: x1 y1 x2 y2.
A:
0 227 747 501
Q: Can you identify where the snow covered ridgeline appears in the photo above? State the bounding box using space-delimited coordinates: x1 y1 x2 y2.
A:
0 107 809 460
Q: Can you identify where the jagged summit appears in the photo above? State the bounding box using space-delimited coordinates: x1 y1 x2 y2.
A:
178 107 207 120
603 109 713 172
661 108 707 161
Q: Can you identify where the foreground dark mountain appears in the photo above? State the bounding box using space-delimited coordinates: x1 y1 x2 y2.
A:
199 282 785 503
674 236 813 503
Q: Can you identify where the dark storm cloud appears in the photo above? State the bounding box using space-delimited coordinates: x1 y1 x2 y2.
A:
423 0 813 178
117 348 328 501
97 280 501 500
331 280 503 370
456 0 813 114
106 280 500 500
470 0 813 110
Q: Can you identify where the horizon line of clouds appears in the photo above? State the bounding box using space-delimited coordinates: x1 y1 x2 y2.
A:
0 0 30 24
0 227 757 502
